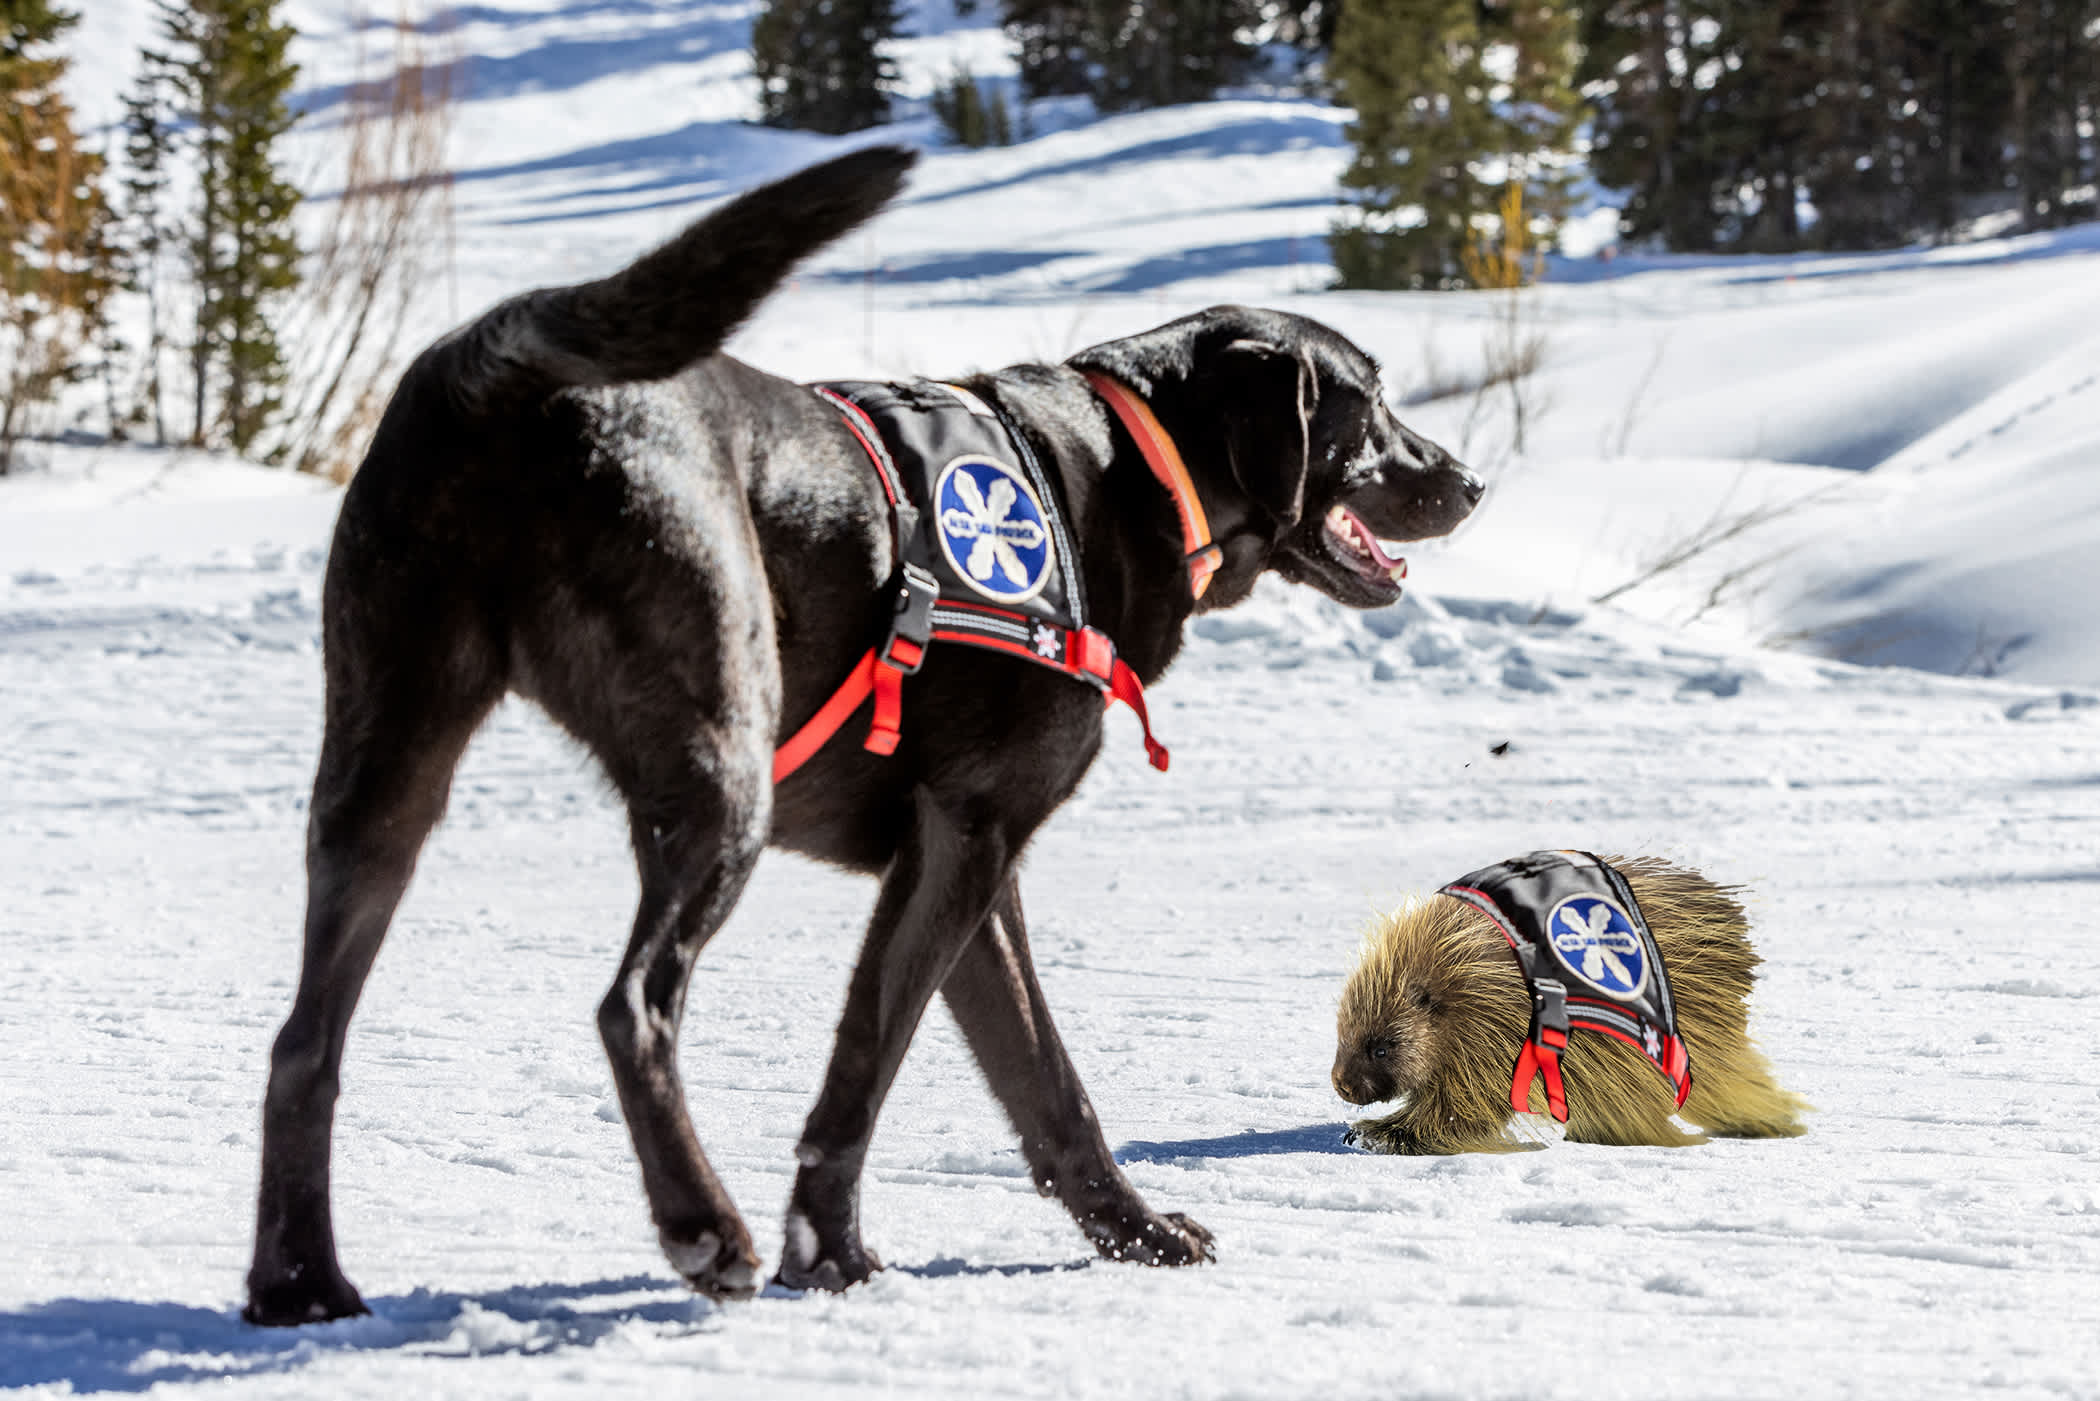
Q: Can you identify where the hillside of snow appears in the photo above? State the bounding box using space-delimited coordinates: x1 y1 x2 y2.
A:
8 2 2099 1397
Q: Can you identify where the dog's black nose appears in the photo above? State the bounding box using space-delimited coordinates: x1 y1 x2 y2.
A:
1460 470 1486 503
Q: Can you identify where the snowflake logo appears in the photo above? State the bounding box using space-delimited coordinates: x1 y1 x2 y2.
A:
935 456 1053 604
1033 623 1064 661
1544 895 1648 998
1643 1025 1663 1058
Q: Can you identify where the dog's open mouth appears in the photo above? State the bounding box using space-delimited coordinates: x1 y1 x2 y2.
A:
1321 504 1408 587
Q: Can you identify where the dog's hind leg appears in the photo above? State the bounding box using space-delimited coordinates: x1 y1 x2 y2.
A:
246 593 502 1326
596 756 772 1300
778 790 1019 1291
941 878 1215 1266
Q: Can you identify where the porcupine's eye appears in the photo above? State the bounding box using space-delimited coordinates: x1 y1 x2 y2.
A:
1368 1040 1390 1061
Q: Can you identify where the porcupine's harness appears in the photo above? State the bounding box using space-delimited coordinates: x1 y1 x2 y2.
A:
1441 851 1693 1123
771 375 1221 783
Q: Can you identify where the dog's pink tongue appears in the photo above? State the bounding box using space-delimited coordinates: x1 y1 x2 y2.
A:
1344 507 1407 572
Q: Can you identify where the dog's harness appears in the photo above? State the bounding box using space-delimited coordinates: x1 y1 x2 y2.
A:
771 375 1216 783
1441 851 1692 1123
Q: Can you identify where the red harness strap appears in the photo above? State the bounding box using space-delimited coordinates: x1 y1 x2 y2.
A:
771 399 1171 784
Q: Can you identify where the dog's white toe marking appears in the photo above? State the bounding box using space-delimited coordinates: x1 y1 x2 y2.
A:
661 1231 723 1280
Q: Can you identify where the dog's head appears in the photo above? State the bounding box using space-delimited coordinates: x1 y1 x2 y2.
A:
1069 306 1481 612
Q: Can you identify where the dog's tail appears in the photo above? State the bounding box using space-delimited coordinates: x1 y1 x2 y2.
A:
435 145 917 414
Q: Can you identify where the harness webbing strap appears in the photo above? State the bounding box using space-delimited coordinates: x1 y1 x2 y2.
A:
1079 369 1223 601
772 650 877 783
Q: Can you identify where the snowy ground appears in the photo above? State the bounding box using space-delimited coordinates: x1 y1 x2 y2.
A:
10 1 2099 1396
5 450 2098 1398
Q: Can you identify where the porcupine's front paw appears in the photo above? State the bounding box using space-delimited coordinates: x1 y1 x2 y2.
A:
1344 1117 1408 1154
1344 1113 1453 1155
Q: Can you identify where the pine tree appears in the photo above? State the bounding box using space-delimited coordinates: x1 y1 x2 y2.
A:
1003 0 1091 98
118 66 176 443
146 0 302 454
1581 0 2097 252
752 0 903 134
932 67 1014 146
1085 0 1261 111
0 0 117 471
1332 0 1580 288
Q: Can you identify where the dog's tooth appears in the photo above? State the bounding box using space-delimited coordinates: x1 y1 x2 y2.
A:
1388 562 1408 582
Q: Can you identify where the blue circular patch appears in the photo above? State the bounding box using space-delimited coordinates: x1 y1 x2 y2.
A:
1544 894 1649 998
934 455 1052 604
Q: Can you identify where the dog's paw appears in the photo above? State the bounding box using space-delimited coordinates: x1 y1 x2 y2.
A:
773 1209 883 1293
661 1228 762 1300
1086 1208 1216 1267
242 1269 370 1328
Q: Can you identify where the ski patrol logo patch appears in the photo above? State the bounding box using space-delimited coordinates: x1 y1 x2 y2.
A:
1545 894 1649 998
934 455 1053 604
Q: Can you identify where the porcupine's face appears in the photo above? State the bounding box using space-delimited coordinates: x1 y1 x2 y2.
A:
1331 972 1451 1106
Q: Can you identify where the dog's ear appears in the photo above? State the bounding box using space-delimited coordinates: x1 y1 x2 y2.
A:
1211 339 1313 528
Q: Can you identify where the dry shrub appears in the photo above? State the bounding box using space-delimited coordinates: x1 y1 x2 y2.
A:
276 4 459 480
1454 184 1550 465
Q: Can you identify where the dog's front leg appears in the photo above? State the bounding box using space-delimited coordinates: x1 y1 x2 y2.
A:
778 788 1017 1291
942 878 1215 1267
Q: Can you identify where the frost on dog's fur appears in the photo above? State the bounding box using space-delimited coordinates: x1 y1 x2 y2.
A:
1333 857 1810 1154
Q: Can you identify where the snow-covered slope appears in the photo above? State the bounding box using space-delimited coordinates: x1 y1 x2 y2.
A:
11 3 2100 1396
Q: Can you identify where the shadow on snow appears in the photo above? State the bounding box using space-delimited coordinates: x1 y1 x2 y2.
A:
0 1275 713 1393
1114 1123 1354 1164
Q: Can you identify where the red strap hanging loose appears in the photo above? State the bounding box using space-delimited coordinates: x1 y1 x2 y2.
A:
1537 1036 1569 1123
1107 656 1169 772
865 652 915 756
1511 1029 1571 1123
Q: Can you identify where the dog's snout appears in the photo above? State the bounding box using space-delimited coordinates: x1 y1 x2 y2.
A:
1459 469 1486 504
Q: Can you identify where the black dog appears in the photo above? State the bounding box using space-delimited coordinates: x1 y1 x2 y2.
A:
244 146 1481 1325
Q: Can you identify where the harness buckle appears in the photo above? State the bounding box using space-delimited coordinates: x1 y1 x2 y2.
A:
1531 978 1571 1038
881 562 940 675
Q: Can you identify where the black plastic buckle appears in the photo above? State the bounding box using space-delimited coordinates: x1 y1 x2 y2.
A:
1530 977 1570 1039
882 562 940 674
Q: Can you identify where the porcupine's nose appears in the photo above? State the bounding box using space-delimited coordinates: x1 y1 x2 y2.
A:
1332 1059 1370 1105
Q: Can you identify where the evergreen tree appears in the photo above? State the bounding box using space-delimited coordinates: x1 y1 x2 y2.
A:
1085 0 1262 111
1331 0 1580 288
0 0 117 471
1580 0 1734 250
119 66 176 443
1003 0 1091 98
147 0 303 454
752 0 903 134
1580 0 2097 252
932 66 1014 146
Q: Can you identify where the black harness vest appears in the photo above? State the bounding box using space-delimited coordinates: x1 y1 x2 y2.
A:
1442 851 1692 1122
771 381 1166 781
